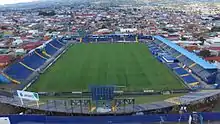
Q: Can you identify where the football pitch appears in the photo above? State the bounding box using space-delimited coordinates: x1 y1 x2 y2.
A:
29 43 185 92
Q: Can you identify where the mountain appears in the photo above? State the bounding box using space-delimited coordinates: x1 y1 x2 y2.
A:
1 0 220 10
0 0 90 9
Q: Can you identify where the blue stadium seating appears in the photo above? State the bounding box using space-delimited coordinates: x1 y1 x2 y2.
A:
149 47 155 50
35 49 50 59
2 38 64 83
21 53 46 70
149 46 158 49
215 72 220 83
163 45 170 50
190 65 204 76
153 37 218 85
45 43 58 56
154 40 161 45
198 70 211 79
97 37 111 42
58 38 65 42
147 45 154 48
138 35 152 40
57 39 66 45
182 75 198 83
4 63 33 81
167 63 179 69
112 35 124 41
159 43 166 47
183 59 194 67
50 39 63 48
177 55 187 62
170 49 177 53
124 35 136 41
162 55 176 62
152 50 162 55
195 70 217 84
166 48 173 53
89 37 97 42
149 48 159 52
81 37 89 42
206 73 217 84
174 68 188 75
172 52 181 58
147 43 155 47
156 56 163 62
169 49 178 54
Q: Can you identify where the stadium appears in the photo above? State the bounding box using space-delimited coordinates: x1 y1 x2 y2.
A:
1 34 220 123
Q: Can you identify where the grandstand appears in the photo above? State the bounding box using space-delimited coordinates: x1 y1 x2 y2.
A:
146 41 199 89
1 38 67 84
152 36 220 89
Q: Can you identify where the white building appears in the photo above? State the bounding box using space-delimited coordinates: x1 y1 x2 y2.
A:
119 28 137 33
12 37 23 46
206 37 220 46
172 40 202 45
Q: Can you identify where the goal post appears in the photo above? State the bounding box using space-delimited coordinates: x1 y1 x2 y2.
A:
17 90 40 108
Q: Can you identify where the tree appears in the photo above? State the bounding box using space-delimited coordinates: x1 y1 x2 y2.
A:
211 27 220 32
101 25 107 29
181 36 187 41
38 10 56 16
198 37 205 45
199 50 211 57
133 8 137 12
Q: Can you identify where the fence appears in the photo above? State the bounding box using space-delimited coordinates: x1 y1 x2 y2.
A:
0 89 220 115
2 112 220 124
36 88 192 98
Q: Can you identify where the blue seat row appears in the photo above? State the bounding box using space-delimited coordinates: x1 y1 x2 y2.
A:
35 49 50 59
149 47 158 50
4 62 33 81
124 36 136 41
50 39 63 48
45 44 58 56
168 63 179 69
182 75 198 84
174 68 189 75
21 53 46 70
150 48 160 52
57 39 67 44
161 54 176 62
97 37 112 42
113 37 124 41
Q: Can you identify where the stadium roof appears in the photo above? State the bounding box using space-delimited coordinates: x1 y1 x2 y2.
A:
154 35 217 69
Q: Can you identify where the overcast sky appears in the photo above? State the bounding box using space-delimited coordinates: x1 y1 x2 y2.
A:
0 0 38 5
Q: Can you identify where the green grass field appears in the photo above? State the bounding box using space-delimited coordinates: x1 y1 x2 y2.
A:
29 43 185 92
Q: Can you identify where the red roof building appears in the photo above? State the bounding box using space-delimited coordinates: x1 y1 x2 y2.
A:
21 41 45 51
207 47 220 51
0 55 13 67
205 56 220 62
